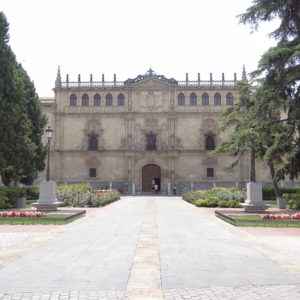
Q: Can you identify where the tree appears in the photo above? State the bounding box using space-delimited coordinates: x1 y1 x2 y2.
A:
0 12 46 185
216 80 259 183
240 0 300 182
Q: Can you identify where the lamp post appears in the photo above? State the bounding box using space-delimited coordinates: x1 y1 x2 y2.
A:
45 126 53 181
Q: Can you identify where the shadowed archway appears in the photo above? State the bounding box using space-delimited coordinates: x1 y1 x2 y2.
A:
142 164 161 193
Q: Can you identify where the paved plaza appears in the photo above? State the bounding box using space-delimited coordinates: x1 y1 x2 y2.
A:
1 196 300 299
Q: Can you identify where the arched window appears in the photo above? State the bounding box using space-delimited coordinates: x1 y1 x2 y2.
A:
117 93 125 106
205 134 216 150
226 93 234 106
106 93 113 106
178 93 185 106
214 93 221 106
94 94 101 106
70 94 77 106
82 94 89 106
190 93 197 106
88 133 98 151
202 93 209 106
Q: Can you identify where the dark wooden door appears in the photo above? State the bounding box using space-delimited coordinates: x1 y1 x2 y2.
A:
142 164 161 192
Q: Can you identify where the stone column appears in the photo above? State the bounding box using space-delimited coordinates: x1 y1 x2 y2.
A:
243 182 266 212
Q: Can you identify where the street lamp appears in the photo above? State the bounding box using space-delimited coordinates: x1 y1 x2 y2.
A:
45 126 53 181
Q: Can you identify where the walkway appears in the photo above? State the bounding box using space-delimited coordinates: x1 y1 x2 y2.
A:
0 196 300 299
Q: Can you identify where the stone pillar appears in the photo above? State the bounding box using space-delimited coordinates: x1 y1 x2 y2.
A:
33 180 62 211
132 183 136 195
243 182 266 212
167 182 171 196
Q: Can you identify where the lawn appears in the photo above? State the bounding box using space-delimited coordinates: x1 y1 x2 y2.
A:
216 211 300 228
0 209 86 225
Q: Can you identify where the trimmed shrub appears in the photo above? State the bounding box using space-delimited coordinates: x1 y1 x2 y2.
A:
93 191 120 207
0 187 26 209
218 199 241 208
25 186 39 200
285 193 300 210
57 183 92 207
0 191 10 209
183 191 206 203
263 187 300 200
183 187 244 208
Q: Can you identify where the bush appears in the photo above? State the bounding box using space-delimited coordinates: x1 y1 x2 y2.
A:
183 187 244 208
57 183 92 207
263 187 300 200
25 186 39 200
0 191 10 209
285 193 300 210
92 191 120 207
183 191 206 203
0 187 26 209
218 199 241 208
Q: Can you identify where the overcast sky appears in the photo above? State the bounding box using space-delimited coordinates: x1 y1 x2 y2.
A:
2 0 277 97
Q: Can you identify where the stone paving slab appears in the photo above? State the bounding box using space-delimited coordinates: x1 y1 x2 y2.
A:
1 197 300 299
163 285 300 300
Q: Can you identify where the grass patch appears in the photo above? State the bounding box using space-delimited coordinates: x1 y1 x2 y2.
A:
216 211 300 228
0 209 85 225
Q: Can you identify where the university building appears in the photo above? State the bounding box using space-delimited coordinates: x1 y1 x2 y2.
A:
41 68 272 194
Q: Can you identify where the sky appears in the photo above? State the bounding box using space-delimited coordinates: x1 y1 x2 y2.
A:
2 0 277 97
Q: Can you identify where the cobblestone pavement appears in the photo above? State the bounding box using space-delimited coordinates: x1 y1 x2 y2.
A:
1 197 300 299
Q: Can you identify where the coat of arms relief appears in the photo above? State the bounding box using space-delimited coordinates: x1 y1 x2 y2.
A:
82 118 105 151
120 117 183 152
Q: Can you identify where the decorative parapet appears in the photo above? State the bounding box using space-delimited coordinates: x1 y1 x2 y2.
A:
55 68 239 90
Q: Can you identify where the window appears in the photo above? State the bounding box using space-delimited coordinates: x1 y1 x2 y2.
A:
89 168 97 178
70 94 77 106
117 93 125 106
214 93 221 106
88 133 98 151
205 135 215 150
178 93 185 106
207 168 214 178
190 93 197 106
82 94 89 106
202 93 209 106
94 94 101 106
226 93 234 106
106 93 113 106
146 131 157 151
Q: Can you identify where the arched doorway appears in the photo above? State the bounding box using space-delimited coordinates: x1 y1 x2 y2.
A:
142 164 161 193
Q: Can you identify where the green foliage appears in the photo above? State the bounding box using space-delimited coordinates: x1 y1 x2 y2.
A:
182 190 207 203
263 187 300 200
57 183 92 207
57 183 120 208
0 186 26 209
183 188 244 208
284 193 300 209
239 0 300 188
239 0 300 40
93 191 120 207
24 186 39 200
0 191 10 209
0 12 46 185
217 200 241 208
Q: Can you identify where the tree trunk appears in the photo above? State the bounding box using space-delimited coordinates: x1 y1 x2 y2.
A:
250 148 256 182
268 161 286 209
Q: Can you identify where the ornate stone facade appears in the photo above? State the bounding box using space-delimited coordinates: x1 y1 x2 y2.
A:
41 68 273 194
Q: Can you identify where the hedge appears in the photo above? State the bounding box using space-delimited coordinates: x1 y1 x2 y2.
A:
263 187 300 200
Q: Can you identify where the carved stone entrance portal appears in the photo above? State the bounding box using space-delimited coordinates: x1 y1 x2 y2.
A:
142 164 161 193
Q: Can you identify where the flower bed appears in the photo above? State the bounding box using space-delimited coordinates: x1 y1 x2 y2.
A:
262 213 300 220
215 210 300 227
0 209 85 225
0 210 44 217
